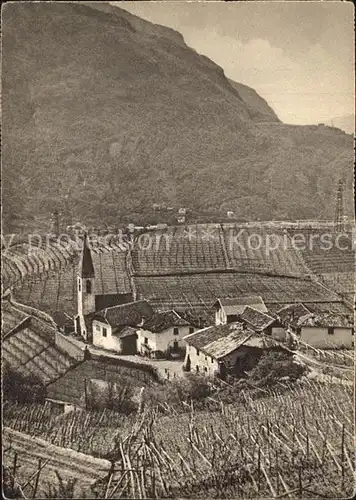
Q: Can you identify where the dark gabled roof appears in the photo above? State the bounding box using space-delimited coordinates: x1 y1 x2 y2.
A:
277 303 312 327
95 293 133 312
94 300 153 328
52 311 73 327
79 234 95 278
142 310 190 333
213 296 268 315
238 306 276 331
183 322 278 359
297 312 354 329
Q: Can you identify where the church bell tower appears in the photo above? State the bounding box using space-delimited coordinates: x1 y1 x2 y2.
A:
74 233 96 341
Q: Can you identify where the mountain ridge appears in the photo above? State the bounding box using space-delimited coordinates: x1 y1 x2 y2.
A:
325 114 354 135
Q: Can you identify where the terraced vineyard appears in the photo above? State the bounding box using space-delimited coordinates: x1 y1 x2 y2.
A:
3 225 353 318
2 301 77 384
2 241 78 291
3 380 354 498
131 224 309 277
135 272 348 315
287 228 355 302
11 245 131 317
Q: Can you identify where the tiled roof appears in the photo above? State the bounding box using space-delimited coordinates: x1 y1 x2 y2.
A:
142 310 190 333
297 312 354 328
52 311 73 327
183 322 272 359
94 300 153 328
277 303 312 326
95 293 133 312
238 306 276 331
213 296 268 315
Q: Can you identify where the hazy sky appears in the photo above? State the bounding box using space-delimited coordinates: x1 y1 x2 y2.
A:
114 1 354 125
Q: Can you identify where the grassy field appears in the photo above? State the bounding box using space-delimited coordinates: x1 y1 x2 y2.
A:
3 379 354 498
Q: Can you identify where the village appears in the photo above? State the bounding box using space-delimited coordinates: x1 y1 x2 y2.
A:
2 217 355 498
3 222 354 411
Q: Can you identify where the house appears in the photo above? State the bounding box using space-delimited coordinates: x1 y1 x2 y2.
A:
213 296 268 326
237 306 285 336
92 301 153 354
277 303 354 348
137 310 195 359
295 312 354 348
183 322 284 378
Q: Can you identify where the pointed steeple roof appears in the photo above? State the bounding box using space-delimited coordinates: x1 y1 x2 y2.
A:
79 233 95 278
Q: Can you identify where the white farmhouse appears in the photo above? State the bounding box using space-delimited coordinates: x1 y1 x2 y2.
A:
137 310 195 359
92 300 154 354
213 296 268 326
296 312 354 349
277 303 354 348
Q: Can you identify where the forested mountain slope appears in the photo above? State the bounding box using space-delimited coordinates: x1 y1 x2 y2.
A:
2 2 353 232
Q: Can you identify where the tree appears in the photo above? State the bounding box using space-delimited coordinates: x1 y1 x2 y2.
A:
3 364 47 403
183 354 191 372
249 349 307 387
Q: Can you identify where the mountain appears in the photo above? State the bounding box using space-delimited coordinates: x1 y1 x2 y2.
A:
228 80 280 123
325 114 354 135
2 2 354 232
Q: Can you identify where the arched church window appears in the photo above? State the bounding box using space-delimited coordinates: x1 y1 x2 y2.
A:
86 280 92 294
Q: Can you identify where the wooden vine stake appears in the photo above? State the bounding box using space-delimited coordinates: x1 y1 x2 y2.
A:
341 423 345 490
32 459 42 499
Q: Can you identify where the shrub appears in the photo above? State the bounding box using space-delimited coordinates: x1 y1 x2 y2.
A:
248 349 307 387
165 374 212 404
144 374 212 408
84 380 137 414
2 364 47 403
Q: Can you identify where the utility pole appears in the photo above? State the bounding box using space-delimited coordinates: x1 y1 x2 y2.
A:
334 179 345 232
51 210 60 237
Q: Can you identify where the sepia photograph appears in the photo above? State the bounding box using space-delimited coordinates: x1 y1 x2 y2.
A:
1 0 355 498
